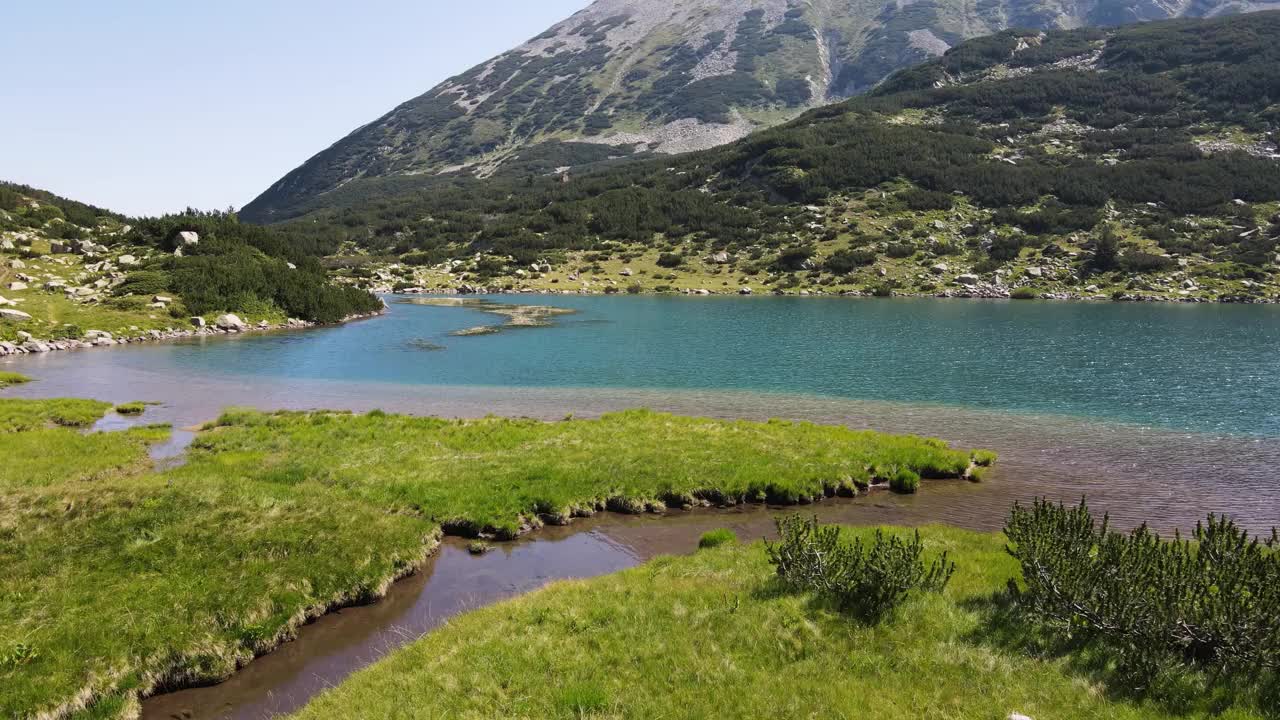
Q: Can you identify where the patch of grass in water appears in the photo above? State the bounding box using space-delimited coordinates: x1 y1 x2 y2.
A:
0 371 32 389
698 528 738 549
113 401 147 416
0 397 112 431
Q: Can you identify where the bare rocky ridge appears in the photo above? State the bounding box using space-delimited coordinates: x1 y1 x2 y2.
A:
241 0 1279 223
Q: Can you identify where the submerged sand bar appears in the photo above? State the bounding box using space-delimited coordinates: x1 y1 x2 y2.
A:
398 297 577 336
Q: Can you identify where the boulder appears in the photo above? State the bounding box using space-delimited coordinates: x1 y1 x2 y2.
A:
0 239 14 250
1026 267 1043 278
0 295 9 306
738 286 753 295
16 330 32 341
8 259 25 269
190 316 206 328
6 281 27 291
620 268 633 277
215 313 246 330
20 340 50 353
955 274 980 286
177 231 199 246
152 295 172 304
930 263 949 275
0 308 32 322
45 280 67 290
49 241 70 254
710 251 730 264
85 330 113 340
118 254 139 266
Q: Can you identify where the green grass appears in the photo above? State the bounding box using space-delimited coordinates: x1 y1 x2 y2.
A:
0 371 32 389
0 403 989 719
290 527 1265 720
0 397 112 432
697 528 737 549
113 402 147 416
196 408 978 538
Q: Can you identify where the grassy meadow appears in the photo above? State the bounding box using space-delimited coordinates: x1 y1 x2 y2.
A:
291 527 1267 720
0 402 985 719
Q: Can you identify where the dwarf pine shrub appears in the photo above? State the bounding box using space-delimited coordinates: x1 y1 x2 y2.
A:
766 515 954 623
1005 499 1280 689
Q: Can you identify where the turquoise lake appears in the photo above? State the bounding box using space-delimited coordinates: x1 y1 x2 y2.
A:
40 295 1280 433
6 296 1280 531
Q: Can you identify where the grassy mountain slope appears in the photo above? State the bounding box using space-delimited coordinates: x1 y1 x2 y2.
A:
276 12 1280 303
240 0 1280 223
0 183 379 347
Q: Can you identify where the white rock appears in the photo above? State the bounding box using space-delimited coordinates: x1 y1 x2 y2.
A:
1026 267 1043 278
620 268 633 277
955 274 980 286
738 286 753 295
930 263 949 275
6 282 27 291
0 308 33 321
190 316 206 328
153 295 172 303
8 259 25 269
118 254 139 266
215 313 246 330
710 252 730 264
1008 714 1035 720
177 231 199 246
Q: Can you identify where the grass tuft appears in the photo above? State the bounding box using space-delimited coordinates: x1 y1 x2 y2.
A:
113 401 147 416
0 371 33 389
698 528 738 549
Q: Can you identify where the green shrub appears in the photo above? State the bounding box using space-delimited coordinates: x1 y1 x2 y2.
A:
1005 499 1280 687
49 325 83 341
656 252 683 268
1010 287 1039 300
767 515 954 623
114 402 147 416
698 528 738 549
825 248 877 274
113 271 171 298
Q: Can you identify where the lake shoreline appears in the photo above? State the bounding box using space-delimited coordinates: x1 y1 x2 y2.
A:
387 285 1279 304
0 308 385 358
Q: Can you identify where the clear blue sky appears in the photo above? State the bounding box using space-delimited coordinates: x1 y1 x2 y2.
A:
0 0 590 216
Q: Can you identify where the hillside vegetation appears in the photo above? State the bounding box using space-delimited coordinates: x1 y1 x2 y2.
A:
0 183 379 348
276 13 1280 303
241 0 1264 221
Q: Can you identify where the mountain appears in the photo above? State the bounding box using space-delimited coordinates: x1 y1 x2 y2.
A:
240 0 1279 223
274 12 1280 303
